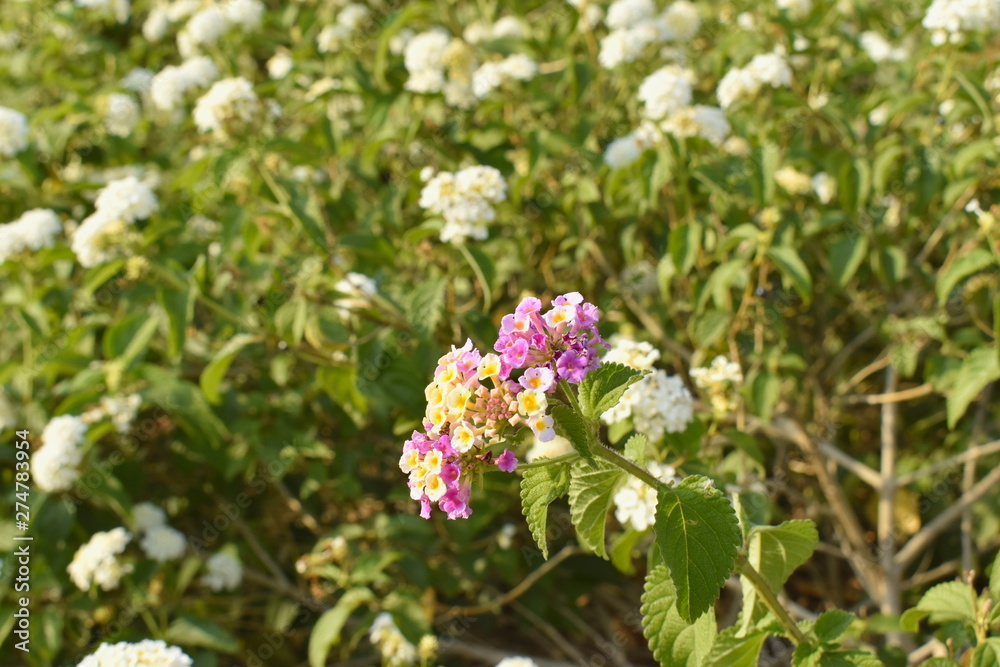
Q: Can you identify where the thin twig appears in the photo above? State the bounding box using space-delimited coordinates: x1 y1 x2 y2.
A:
837 354 890 394
275 479 323 536
436 546 581 621
835 383 933 405
879 367 906 647
817 441 881 489
895 465 1000 569
896 438 1000 485
227 509 294 589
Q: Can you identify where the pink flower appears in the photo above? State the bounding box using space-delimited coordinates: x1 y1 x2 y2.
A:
497 450 518 472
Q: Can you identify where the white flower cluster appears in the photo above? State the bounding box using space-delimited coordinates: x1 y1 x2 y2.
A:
774 166 813 195
150 57 220 111
402 26 537 107
464 16 526 43
201 551 243 591
605 65 730 168
77 639 193 667
0 106 29 157
776 0 812 19
812 171 835 204
122 67 155 94
267 51 294 79
858 31 909 63
526 434 574 462
33 415 88 493
193 77 260 137
603 370 696 439
334 272 378 310
717 51 793 109
75 0 130 24
67 527 133 591
317 3 370 52
472 54 538 98
601 337 695 439
170 0 265 57
72 175 158 268
613 461 682 531
690 355 743 416
83 393 142 432
131 501 187 562
598 0 701 68
369 613 418 666
418 166 507 244
923 0 1000 45
104 93 141 137
496 659 540 667
604 337 660 370
0 209 62 265
566 0 605 30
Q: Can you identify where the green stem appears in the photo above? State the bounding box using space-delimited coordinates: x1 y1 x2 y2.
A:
736 554 807 646
516 452 579 470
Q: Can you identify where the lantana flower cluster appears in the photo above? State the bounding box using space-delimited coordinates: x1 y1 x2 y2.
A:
401 293 608 519
0 209 63 265
690 355 744 417
418 165 507 244
596 0 702 69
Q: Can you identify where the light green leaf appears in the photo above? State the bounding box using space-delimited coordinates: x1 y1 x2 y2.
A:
520 464 571 560
751 373 781 424
814 610 855 642
641 565 717 666
578 362 645 421
159 284 195 359
165 615 239 654
567 458 624 559
307 588 375 667
970 639 1000 667
914 581 977 627
946 347 1000 429
703 627 768 667
551 404 595 464
655 476 741 622
767 246 813 304
936 248 996 305
989 550 1000 603
406 277 447 341
670 222 701 275
624 434 648 469
610 528 643 574
200 334 258 405
899 608 929 633
829 235 868 289
282 178 328 254
459 244 496 311
739 520 818 633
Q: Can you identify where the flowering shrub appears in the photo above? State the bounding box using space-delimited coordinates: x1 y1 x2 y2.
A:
2 0 1000 665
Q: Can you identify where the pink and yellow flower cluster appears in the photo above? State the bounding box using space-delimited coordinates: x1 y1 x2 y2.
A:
400 292 608 519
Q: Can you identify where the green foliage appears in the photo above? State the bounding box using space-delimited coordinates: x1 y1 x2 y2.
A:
641 565 717 666
654 476 741 623
738 520 818 633
577 362 645 421
520 462 572 560
307 588 375 667
567 458 624 558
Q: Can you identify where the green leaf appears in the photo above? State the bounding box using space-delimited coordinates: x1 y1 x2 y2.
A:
567 458 624 558
577 362 644 421
654 476 741 622
624 433 648 469
751 373 781 424
610 528 643 574
936 248 996 305
200 334 258 405
970 639 1000 667
946 347 1000 429
739 520 818 633
118 314 161 370
165 615 239 654
767 246 813 304
520 464 571 560
988 550 1000 603
829 235 868 289
703 627 768 667
914 581 977 626
670 222 701 275
308 588 375 667
137 364 228 450
641 565 717 666
282 178 328 254
922 659 963 667
551 404 595 465
406 277 447 341
159 284 195 358
459 244 496 310
814 610 855 642
899 608 929 633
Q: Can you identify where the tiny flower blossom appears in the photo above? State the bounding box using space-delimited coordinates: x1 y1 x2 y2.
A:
77 639 192 667
33 415 88 492
369 613 418 666
613 462 683 531
67 527 133 591
201 551 243 591
690 355 743 416
0 106 29 157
